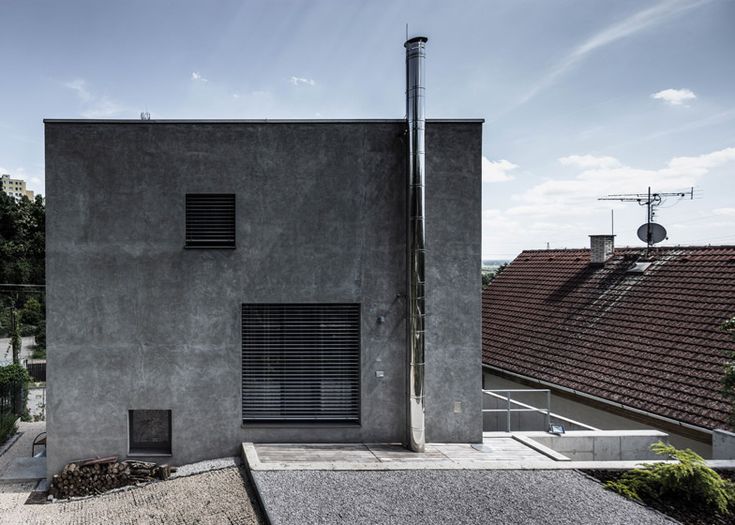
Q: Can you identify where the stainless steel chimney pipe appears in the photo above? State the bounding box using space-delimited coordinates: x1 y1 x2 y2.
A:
405 36 427 453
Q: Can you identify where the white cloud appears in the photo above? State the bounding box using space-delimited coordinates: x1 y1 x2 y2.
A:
559 154 621 169
651 88 696 106
482 157 517 182
64 78 125 118
517 0 709 106
510 146 735 218
191 72 208 82
289 76 316 87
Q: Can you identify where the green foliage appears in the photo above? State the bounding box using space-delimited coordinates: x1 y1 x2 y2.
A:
0 363 30 386
482 263 508 289
606 441 735 515
721 316 735 427
32 319 46 357
0 364 29 419
0 411 18 445
0 192 45 286
19 297 42 326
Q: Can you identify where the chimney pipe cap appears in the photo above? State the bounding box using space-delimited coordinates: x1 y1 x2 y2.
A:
405 36 428 47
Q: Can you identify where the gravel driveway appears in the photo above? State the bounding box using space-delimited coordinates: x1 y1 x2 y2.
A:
252 469 676 525
0 466 265 525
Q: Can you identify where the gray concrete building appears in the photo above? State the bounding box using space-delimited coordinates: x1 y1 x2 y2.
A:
44 118 483 475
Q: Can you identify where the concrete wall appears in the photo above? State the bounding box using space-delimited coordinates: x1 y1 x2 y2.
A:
520 430 669 461
45 120 482 475
483 370 713 457
713 429 735 459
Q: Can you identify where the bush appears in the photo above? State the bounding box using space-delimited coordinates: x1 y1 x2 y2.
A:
33 319 45 353
0 411 18 445
19 297 42 326
0 364 30 418
606 442 735 515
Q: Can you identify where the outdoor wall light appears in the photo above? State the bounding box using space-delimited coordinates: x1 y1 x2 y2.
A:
548 424 565 435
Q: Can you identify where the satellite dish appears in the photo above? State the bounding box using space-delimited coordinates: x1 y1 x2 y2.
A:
637 222 667 244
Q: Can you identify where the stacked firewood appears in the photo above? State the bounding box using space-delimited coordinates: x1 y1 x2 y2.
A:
49 456 174 499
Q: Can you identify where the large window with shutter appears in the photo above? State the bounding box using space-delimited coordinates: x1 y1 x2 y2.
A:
242 304 360 423
185 193 236 248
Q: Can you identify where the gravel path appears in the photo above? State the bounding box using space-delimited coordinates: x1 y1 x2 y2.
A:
0 466 264 525
252 469 676 525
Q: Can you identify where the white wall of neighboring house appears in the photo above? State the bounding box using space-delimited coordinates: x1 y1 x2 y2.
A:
483 369 713 458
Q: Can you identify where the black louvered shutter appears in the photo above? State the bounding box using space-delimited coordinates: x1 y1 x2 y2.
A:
185 194 236 248
242 304 360 423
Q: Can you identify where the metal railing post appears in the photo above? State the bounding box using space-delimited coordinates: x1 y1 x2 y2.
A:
546 390 551 430
506 392 512 432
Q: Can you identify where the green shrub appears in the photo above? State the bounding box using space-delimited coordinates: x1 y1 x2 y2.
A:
19 297 42 326
0 364 30 386
0 364 30 418
0 411 18 445
33 319 45 353
606 442 735 515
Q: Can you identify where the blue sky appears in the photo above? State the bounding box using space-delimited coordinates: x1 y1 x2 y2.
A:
1 0 734 259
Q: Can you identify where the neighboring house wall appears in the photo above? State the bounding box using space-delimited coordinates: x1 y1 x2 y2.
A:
45 120 482 475
1 173 34 199
483 370 712 457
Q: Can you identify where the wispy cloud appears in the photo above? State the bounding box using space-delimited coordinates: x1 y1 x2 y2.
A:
191 71 208 82
289 76 316 87
64 79 91 102
559 154 621 169
651 88 697 106
64 78 125 118
517 0 709 107
482 157 518 182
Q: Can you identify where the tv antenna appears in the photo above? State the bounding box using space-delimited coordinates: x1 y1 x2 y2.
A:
599 186 694 255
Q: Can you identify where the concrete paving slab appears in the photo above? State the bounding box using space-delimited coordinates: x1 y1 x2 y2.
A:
0 457 46 481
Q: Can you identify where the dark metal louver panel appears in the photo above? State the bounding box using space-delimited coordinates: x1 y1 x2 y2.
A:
242 304 361 423
185 193 236 248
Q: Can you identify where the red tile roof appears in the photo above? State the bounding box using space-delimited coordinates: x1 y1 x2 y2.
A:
482 246 735 430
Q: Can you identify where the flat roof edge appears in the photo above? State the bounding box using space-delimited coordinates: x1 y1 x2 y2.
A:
43 118 485 124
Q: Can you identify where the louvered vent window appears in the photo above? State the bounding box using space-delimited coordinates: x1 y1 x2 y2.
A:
242 304 360 423
185 193 236 248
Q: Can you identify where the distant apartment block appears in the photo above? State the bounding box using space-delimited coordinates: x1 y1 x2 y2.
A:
1 173 35 200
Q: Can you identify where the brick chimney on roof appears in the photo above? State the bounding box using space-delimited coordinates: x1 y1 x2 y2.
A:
589 235 615 264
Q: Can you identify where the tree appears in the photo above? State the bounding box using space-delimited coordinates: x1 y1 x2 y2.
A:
722 316 735 427
482 263 509 289
19 297 42 326
0 193 45 344
0 192 45 286
10 309 20 365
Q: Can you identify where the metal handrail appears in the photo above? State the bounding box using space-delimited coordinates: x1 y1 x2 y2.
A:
482 389 551 432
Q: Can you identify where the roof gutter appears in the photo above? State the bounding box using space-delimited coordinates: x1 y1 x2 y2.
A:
483 364 713 437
